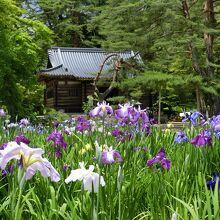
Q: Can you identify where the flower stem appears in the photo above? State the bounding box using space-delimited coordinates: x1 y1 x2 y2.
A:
14 188 22 220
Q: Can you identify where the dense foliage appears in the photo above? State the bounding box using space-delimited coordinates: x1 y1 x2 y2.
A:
0 0 220 118
0 0 52 117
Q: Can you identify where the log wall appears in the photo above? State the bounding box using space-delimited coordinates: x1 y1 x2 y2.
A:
45 79 95 113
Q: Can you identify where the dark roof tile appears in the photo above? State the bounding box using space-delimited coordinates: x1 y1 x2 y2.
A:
39 47 141 79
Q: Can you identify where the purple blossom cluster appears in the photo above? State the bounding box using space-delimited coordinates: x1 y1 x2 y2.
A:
112 129 133 142
14 132 30 145
115 103 149 125
47 130 68 158
76 116 91 132
146 148 171 170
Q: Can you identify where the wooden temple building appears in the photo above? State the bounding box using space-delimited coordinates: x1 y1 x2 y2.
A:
38 47 141 113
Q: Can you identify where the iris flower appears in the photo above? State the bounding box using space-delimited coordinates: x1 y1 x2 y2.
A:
89 101 113 117
191 129 212 147
14 132 30 145
65 162 105 193
75 116 91 132
182 111 203 125
0 109 6 117
47 130 67 149
0 141 60 187
174 131 189 144
206 172 220 190
101 147 123 165
115 103 133 121
19 118 30 126
146 148 171 170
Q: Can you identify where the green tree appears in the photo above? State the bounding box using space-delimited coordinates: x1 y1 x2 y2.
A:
22 0 107 47
0 0 52 116
94 0 220 114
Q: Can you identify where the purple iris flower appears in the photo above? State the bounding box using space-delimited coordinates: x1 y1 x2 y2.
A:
146 148 171 170
55 150 62 158
0 109 6 117
112 129 124 137
112 129 133 142
182 111 204 125
53 121 59 128
128 107 140 124
76 116 91 132
47 130 67 149
89 101 113 117
1 164 14 177
63 163 71 171
191 129 212 147
140 111 150 124
206 172 220 190
14 132 30 145
174 131 189 144
142 146 148 152
101 147 123 165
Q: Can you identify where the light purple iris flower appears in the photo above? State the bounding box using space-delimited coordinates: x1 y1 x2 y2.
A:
214 123 220 132
0 142 60 184
101 147 123 165
89 101 113 117
19 118 30 126
115 103 133 120
0 109 6 117
191 129 212 147
146 148 171 170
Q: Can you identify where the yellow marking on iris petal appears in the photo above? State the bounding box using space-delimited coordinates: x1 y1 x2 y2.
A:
22 152 41 169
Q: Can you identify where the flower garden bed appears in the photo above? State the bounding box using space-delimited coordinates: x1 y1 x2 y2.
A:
0 104 219 219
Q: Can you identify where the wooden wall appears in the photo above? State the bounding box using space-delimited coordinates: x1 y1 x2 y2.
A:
45 80 55 108
45 79 95 113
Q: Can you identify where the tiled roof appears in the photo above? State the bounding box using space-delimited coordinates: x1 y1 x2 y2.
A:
39 47 141 80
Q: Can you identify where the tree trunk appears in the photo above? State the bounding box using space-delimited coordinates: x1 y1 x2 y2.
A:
195 85 201 112
204 0 215 76
203 0 220 114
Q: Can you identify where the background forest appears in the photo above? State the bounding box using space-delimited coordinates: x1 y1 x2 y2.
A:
1 0 220 120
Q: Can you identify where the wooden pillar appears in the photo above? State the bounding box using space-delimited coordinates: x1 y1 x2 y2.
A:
54 80 58 109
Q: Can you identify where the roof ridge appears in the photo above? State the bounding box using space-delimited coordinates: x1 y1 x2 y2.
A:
50 47 132 54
